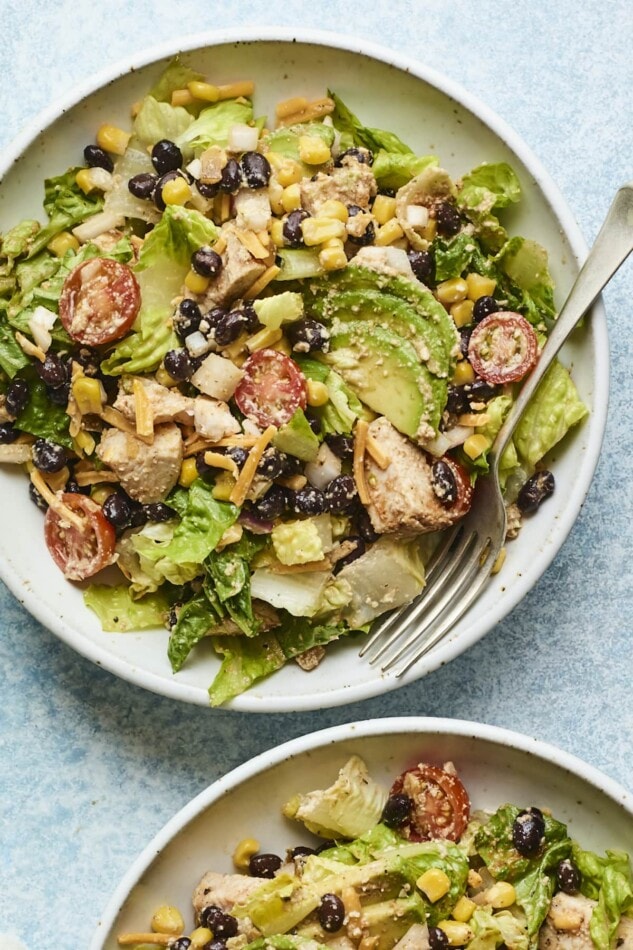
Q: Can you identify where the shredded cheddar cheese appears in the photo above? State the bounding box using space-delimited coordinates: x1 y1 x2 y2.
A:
15 330 46 362
353 420 371 505
133 378 155 441
117 934 174 947
100 406 154 444
203 450 239 478
233 228 270 260
366 433 390 470
243 265 281 299
29 471 84 531
73 470 120 487
229 425 277 506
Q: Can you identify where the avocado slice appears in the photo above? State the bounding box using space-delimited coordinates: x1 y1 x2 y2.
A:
321 321 446 438
273 408 320 462
311 288 452 378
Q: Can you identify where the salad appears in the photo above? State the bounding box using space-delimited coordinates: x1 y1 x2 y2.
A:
114 755 633 950
0 59 588 704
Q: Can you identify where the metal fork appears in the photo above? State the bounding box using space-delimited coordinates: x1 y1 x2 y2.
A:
360 181 633 678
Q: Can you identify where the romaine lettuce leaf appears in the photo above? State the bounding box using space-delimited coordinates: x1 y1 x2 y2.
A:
13 366 73 448
204 533 267 637
24 167 104 259
167 591 223 672
161 478 239 566
209 632 287 707
148 57 204 103
372 151 438 190
83 584 172 631
176 99 254 154
495 236 556 322
0 220 41 262
513 360 588 469
573 845 633 950
329 91 413 155
458 162 521 215
264 123 335 166
132 96 194 150
468 907 530 950
245 937 330 950
0 312 30 378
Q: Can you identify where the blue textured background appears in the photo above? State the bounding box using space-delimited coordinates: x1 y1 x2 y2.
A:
0 2 632 947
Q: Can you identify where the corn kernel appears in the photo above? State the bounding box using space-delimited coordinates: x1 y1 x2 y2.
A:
416 868 451 903
319 244 348 271
436 277 469 306
233 837 260 870
155 367 179 387
463 433 491 460
91 485 115 506
270 219 286 247
375 219 404 247
484 881 516 909
307 379 329 407
451 361 476 386
281 183 302 213
466 272 497 301
161 177 191 206
178 457 198 488
450 299 474 328
372 194 397 225
437 921 474 946
491 547 507 575
74 430 96 456
298 135 331 165
188 80 220 102
270 336 292 356
75 169 97 194
423 218 437 241
301 217 347 246
171 88 194 107
185 269 211 294
190 928 214 949
47 231 80 257
452 897 477 923
151 905 184 935
246 327 283 352
72 376 105 415
96 124 130 156
275 159 303 187
268 178 285 215
213 471 237 501
316 199 348 222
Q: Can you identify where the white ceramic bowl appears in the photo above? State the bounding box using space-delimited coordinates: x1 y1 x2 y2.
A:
0 29 608 710
91 717 633 949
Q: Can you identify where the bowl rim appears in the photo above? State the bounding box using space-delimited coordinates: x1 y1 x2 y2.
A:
0 27 610 710
90 715 631 948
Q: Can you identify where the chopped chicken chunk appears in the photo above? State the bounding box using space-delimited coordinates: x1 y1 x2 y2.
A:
96 422 183 503
194 396 241 441
198 228 266 309
114 376 195 426
300 163 377 215
193 871 263 940
539 892 633 950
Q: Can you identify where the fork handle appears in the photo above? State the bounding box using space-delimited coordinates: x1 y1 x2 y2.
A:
491 182 633 463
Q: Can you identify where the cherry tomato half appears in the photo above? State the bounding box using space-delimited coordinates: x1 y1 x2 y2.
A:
389 763 471 842
234 348 308 428
468 311 539 385
44 493 116 581
438 456 473 518
59 257 141 346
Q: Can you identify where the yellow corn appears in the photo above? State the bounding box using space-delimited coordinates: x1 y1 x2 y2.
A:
75 169 98 194
96 124 130 156
155 367 179 388
423 218 437 241
451 361 475 386
484 881 516 908
246 327 283 352
466 272 497 301
268 178 285 215
275 158 303 187
222 332 249 360
416 868 451 903
243 264 281 299
72 377 105 415
188 80 220 102
301 217 347 246
319 243 348 271
298 135 331 165
451 897 476 923
47 231 80 257
178 457 198 488
463 433 491 460
185 269 211 294
307 379 329 407
161 177 191 206
189 928 214 949
450 299 474 328
151 905 185 936
212 471 237 501
171 88 194 107
74 430 96 456
233 837 260 870
491 547 507 575
276 96 309 119
270 335 292 356
437 921 474 946
270 219 286 247
316 199 348 222
217 80 255 100
281 183 302 213
372 195 397 225
91 485 115 506
375 218 404 247
436 277 469 306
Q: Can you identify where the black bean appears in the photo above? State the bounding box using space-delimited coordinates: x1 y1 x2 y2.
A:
249 852 282 879
32 439 66 474
335 146 373 167
290 845 316 859
465 379 497 405
171 939 192 950
151 139 183 175
473 295 499 324
240 151 271 189
219 157 242 194
445 385 470 416
29 482 48 512
318 893 345 933
83 144 114 172
257 447 286 480
214 310 248 347
408 249 435 284
6 379 29 417
334 536 365 571
431 460 457 506
354 505 379 543
381 793 413 828
196 179 219 199
128 501 149 528
224 446 249 468
102 492 133 529
202 941 226 950
47 382 71 406
325 474 357 514
241 302 261 334
143 502 177 522
324 434 354 462
128 172 158 200
164 348 194 381
306 413 321 436
65 479 90 496
512 807 545 856
154 170 187 211
517 471 555 515
347 204 375 246
292 486 327 516
202 307 229 335
428 926 450 950
0 422 18 444
286 318 330 354
192 247 223 278
279 453 304 476
556 859 581 895
459 327 472 359
174 299 203 340
283 209 310 248
36 352 69 389
72 347 100 377
435 201 462 237
314 839 336 854
198 906 238 938
251 485 288 520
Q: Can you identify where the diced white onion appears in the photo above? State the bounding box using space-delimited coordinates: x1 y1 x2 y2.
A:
405 204 429 228
227 123 260 153
305 442 342 489
85 167 114 192
186 157 202 179
352 245 414 279
72 211 124 243
184 330 212 358
424 425 474 457
28 306 57 353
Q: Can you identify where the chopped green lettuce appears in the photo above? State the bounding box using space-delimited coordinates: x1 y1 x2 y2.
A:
296 359 364 435
132 96 194 150
264 123 335 169
458 162 522 215
573 845 633 950
148 57 204 103
121 521 200 595
83 584 172 631
468 907 530 950
249 567 330 618
371 152 438 190
204 533 267 636
176 99 254 155
275 248 325 281
13 366 73 448
495 236 556 322
168 592 219 672
28 168 103 258
1 220 41 261
0 312 30 378
513 360 588 469
160 479 238 566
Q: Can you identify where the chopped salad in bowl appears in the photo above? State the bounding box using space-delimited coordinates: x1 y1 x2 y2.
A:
0 54 589 705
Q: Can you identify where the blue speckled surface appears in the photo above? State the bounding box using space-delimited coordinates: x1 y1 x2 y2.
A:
0 2 632 946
